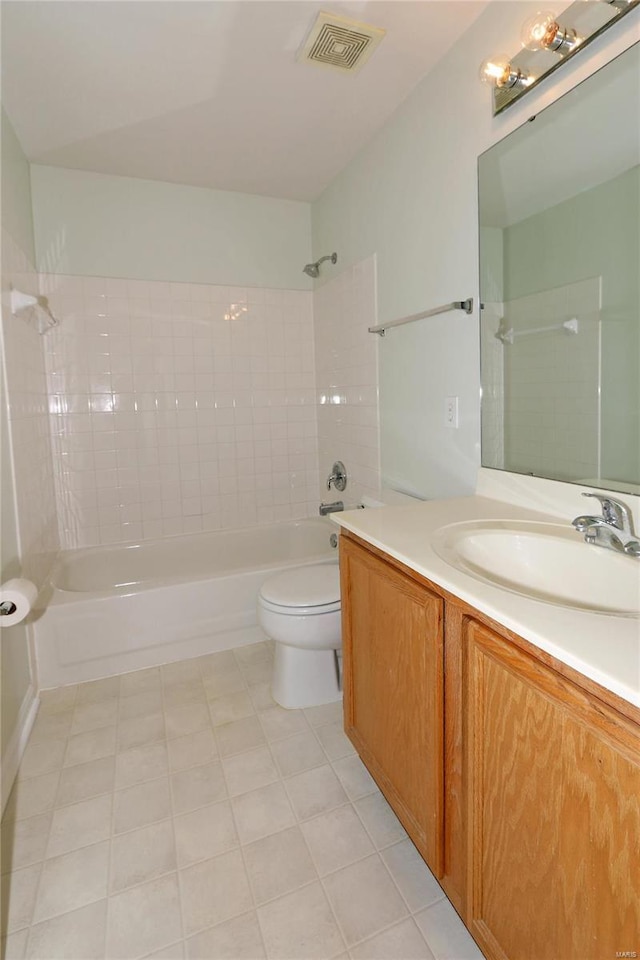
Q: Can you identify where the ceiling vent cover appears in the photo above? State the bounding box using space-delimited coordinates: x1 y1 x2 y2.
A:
299 12 386 74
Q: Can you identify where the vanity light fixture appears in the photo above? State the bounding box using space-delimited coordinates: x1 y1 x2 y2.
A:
480 0 640 114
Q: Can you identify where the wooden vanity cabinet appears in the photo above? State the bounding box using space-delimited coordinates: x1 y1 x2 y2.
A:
340 530 640 960
464 618 640 960
339 532 444 875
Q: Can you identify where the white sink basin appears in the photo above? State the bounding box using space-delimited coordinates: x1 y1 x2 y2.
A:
431 520 640 617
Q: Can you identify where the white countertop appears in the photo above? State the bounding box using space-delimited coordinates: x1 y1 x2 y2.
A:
332 494 640 708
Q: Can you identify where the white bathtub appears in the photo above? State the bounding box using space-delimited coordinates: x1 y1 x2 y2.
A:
33 519 337 688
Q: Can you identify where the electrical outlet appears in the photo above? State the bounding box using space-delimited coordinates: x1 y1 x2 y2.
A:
445 396 459 429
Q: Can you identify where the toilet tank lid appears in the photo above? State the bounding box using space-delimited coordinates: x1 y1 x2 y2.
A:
260 563 340 607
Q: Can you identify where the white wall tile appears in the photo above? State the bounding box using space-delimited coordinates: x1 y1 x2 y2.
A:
313 255 381 506
41 275 319 548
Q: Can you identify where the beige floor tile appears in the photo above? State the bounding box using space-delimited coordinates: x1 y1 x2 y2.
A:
323 855 408 946
414 899 485 960
171 762 227 815
179 849 252 936
234 642 272 668
202 665 246 700
248 682 275 711
163 680 206 709
314 722 356 761
222 746 279 797
301 805 374 877
167 729 217 773
106 873 182 959
110 820 176 893
75 676 121 705
1 926 29 959
198 650 238 679
331 756 378 801
284 765 348 822
55 756 115 807
117 711 165 752
63 726 116 768
231 781 296 846
355 794 408 849
216 716 266 758
1 814 51 873
302 701 344 728
118 689 163 721
350 918 435 960
29 712 73 744
161 659 204 687
381 840 444 912
119 666 161 697
270 731 326 778
46 794 112 858
32 841 109 923
174 801 238 868
208 691 255 727
237 660 272 686
18 739 66 781
38 686 77 716
145 941 185 959
185 910 265 959
244 825 316 905
115 741 169 790
113 778 171 835
2 773 59 823
164 703 211 740
1 863 41 934
257 881 345 960
259 706 309 742
26 899 107 960
70 698 118 736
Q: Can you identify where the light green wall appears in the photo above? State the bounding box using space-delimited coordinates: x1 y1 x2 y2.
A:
31 165 313 289
311 1 637 499
503 166 640 483
1 108 35 260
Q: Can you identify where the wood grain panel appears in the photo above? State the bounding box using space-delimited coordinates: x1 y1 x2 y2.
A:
340 534 444 873
465 619 640 960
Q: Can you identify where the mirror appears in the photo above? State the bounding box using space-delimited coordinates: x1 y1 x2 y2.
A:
479 43 640 495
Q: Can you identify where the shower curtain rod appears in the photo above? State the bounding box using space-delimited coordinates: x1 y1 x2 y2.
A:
368 298 473 337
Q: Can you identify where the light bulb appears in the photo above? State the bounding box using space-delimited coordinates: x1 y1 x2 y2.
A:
479 55 531 90
479 54 511 86
521 9 580 52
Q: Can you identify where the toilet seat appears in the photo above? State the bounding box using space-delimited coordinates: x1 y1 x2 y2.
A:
258 563 340 617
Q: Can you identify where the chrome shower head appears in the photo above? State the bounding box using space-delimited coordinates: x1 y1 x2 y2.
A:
302 252 337 278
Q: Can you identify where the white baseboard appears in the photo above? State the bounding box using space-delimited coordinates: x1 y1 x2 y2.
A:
1 685 39 816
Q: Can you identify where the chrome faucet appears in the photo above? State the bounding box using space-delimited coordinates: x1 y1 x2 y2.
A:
572 493 640 558
319 501 344 516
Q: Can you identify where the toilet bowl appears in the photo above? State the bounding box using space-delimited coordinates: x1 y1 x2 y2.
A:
257 562 342 709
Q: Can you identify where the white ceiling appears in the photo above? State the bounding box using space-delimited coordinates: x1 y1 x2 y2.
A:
1 1 488 202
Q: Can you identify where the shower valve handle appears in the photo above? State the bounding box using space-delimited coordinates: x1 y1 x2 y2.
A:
327 461 347 492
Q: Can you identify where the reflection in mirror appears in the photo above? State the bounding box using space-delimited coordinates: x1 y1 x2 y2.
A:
479 43 639 495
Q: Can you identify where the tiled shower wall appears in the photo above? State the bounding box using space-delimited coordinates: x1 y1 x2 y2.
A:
1 231 59 584
313 256 380 505
41 275 318 548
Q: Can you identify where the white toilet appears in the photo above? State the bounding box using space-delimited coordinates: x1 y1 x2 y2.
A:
257 562 342 709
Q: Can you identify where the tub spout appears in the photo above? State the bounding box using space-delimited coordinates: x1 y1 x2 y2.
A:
319 501 344 516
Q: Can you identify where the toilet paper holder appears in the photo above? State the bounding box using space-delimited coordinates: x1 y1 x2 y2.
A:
0 601 17 616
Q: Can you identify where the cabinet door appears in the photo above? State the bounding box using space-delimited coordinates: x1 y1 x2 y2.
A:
465 619 640 960
340 535 444 873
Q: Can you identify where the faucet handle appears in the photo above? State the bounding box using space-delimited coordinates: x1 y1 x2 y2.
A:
581 493 634 533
